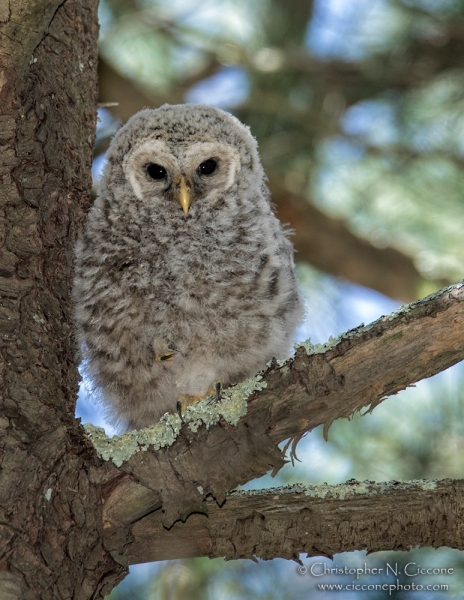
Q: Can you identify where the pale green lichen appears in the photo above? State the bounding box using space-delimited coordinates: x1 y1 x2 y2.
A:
84 412 182 467
301 479 438 499
220 375 267 422
83 374 267 466
296 328 371 357
185 374 266 432
303 481 372 499
229 479 438 500
384 281 463 321
182 395 222 433
416 479 437 491
44 488 52 502
296 334 347 356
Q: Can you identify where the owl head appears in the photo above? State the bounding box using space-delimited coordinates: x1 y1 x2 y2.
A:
101 104 267 217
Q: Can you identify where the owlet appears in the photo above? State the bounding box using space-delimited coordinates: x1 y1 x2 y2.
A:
73 104 304 431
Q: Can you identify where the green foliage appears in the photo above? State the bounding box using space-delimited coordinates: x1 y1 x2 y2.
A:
317 71 464 281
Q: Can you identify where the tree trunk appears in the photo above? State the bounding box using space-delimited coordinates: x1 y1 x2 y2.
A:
0 1 126 597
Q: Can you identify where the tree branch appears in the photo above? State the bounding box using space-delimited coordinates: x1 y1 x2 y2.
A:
97 281 464 562
119 479 464 564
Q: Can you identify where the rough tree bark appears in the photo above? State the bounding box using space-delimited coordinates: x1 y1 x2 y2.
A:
120 479 464 564
0 1 126 597
2 2 464 599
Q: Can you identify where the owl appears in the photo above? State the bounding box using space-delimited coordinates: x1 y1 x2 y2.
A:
73 104 304 431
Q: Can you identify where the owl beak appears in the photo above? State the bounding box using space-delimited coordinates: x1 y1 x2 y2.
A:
178 177 192 214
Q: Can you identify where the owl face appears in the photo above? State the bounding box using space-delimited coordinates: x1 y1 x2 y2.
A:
122 137 241 214
103 104 267 218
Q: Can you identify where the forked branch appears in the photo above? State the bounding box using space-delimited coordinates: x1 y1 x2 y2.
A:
98 281 464 565
121 479 464 564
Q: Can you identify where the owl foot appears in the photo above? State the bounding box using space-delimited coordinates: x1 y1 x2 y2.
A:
176 380 222 420
156 350 175 362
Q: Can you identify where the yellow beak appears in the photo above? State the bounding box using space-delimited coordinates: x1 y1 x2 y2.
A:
178 177 191 214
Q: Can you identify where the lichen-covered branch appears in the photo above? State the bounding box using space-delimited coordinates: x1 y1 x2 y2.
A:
117 479 464 565
98 280 464 558
266 280 464 442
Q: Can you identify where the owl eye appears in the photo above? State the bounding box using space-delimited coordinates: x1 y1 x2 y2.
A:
198 159 217 176
146 163 167 180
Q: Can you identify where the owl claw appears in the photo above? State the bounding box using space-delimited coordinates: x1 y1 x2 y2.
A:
176 393 204 419
156 350 175 362
176 400 184 422
176 380 222 418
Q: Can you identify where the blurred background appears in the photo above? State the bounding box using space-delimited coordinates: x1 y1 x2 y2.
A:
77 0 464 597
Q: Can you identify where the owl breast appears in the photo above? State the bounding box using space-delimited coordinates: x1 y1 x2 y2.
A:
114 196 298 382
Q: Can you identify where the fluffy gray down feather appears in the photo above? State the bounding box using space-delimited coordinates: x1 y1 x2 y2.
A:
73 104 304 431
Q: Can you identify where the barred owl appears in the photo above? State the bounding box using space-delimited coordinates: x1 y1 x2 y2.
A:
73 104 303 431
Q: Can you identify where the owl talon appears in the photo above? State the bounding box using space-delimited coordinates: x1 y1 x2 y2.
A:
176 400 184 421
176 393 204 416
156 350 175 362
205 380 223 406
177 380 222 417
